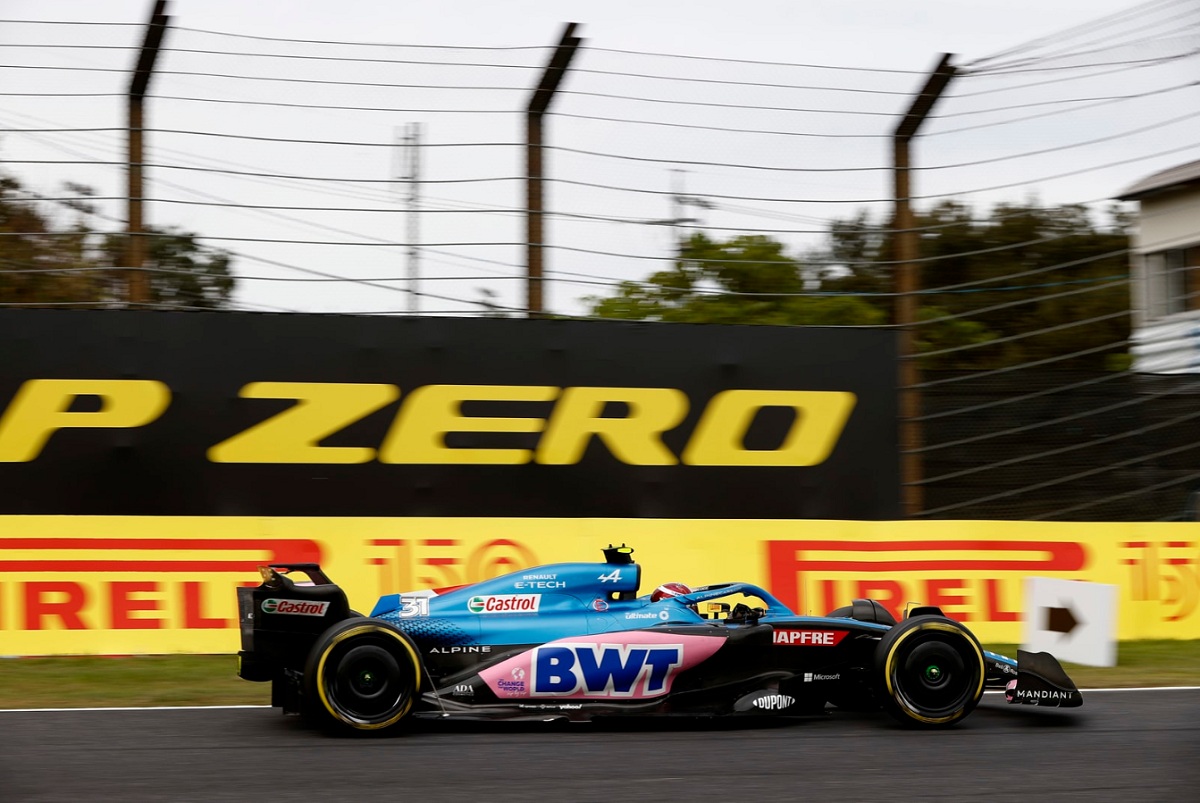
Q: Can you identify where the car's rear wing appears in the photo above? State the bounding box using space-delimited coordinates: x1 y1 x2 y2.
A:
237 563 352 683
261 563 334 586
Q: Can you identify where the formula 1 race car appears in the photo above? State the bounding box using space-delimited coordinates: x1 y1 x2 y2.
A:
236 545 1082 733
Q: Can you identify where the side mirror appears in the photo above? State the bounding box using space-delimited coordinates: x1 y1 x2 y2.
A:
705 602 731 620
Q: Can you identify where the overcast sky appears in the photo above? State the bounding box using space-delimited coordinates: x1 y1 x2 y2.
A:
3 0 1198 315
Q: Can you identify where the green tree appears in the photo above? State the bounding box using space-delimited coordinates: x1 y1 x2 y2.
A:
588 201 1130 371
100 227 234 310
888 201 1128 369
587 232 885 326
1 171 236 309
0 174 101 304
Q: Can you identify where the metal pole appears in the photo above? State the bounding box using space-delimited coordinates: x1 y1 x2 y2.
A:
893 53 956 518
126 0 169 308
525 23 582 318
406 122 422 315
671 169 684 252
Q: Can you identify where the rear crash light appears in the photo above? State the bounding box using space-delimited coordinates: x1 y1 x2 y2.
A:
237 586 255 651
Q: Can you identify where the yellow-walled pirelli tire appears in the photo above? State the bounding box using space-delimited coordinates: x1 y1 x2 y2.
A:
873 615 985 728
303 618 422 735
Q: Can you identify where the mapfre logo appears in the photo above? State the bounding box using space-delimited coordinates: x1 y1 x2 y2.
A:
261 598 330 616
772 629 848 646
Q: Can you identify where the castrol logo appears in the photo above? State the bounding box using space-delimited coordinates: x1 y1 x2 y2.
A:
468 595 542 614
261 598 330 616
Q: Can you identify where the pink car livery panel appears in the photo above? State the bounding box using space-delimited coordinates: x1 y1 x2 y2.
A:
479 631 726 699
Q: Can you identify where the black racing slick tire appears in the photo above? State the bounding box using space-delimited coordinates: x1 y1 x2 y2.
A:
873 615 985 728
303 617 422 734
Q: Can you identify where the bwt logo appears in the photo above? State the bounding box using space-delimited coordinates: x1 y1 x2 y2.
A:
532 643 684 697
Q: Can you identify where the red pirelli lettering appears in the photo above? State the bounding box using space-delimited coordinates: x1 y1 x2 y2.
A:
24 581 88 630
0 538 321 573
109 581 162 629
767 540 1087 619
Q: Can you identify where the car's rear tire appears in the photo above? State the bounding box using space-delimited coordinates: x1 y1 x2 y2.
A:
303 617 421 734
873 615 984 728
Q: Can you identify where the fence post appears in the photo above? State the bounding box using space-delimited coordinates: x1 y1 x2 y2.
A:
126 0 170 308
525 23 582 318
893 53 956 517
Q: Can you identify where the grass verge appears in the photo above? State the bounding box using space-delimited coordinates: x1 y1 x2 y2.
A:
0 655 267 709
1 641 1196 710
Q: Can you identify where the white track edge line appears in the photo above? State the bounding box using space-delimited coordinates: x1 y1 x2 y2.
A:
2 687 1198 714
984 686 1200 693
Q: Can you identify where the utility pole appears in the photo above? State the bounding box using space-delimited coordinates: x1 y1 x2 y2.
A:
126 0 169 307
398 122 422 315
670 169 685 251
672 169 714 250
525 23 582 318
893 53 956 517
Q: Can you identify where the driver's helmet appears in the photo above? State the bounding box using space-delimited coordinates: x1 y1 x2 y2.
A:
651 582 693 603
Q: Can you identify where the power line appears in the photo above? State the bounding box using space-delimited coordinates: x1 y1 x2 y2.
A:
916 371 1195 452
918 407 1200 489
965 0 1189 66
951 49 1199 97
1 64 533 91
172 24 555 51
1035 467 1200 521
919 438 1200 517
967 3 1200 71
583 46 925 74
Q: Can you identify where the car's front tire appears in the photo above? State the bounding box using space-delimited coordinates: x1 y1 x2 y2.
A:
303 617 422 734
873 615 985 728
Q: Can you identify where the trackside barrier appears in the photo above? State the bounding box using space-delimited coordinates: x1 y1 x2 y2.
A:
0 517 1196 655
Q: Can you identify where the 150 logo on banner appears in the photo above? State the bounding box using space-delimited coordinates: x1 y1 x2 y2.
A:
1122 539 1199 622
0 379 856 467
368 538 538 595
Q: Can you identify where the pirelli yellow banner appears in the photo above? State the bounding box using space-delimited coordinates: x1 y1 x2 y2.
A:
0 517 1196 655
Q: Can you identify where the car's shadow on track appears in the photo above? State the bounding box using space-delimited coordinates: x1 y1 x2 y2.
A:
971 699 1088 729
405 713 823 736
277 699 1086 739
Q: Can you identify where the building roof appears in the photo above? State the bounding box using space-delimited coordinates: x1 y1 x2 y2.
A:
1117 158 1200 201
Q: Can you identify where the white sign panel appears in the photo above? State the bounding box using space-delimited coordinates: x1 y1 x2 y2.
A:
1022 577 1117 668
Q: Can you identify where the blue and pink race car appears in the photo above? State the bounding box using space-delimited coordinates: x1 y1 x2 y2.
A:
236 545 1082 733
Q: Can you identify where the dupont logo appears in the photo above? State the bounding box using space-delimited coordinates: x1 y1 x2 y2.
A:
773 629 848 647
468 595 541 614
752 694 795 711
261 598 330 616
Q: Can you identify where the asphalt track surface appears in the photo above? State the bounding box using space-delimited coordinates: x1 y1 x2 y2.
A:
1 690 1197 802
